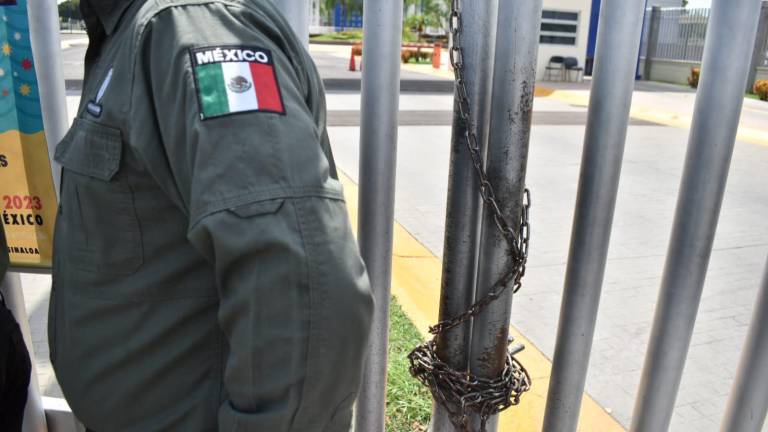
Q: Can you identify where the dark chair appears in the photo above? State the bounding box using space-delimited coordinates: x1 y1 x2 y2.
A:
564 57 584 82
544 56 565 81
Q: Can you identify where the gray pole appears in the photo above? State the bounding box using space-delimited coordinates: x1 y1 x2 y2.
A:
28 0 68 199
541 1 646 431
275 0 310 47
466 0 542 430
431 0 498 429
353 1 402 431
719 255 768 432
1 273 47 432
643 6 662 81
630 1 764 430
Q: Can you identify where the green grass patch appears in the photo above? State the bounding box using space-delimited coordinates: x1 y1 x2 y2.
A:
746 92 760 100
310 30 363 42
386 297 432 432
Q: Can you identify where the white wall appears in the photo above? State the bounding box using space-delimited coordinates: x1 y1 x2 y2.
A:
757 66 768 82
639 58 699 84
534 0 592 80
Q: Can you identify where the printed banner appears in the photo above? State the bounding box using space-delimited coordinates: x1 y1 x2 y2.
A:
0 0 58 269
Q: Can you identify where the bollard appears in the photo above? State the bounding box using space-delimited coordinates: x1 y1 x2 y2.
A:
349 46 357 71
432 43 441 69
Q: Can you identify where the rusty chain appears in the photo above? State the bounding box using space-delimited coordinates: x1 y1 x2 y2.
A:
407 0 532 430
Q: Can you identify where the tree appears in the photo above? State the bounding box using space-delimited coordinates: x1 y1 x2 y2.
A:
58 0 81 20
403 0 450 33
682 0 689 7
320 0 363 27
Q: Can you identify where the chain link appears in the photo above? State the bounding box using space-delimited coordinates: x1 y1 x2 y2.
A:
407 0 533 430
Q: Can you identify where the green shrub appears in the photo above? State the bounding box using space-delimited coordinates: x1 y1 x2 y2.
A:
687 67 700 88
754 79 768 101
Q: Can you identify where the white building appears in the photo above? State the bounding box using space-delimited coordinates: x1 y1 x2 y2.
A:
535 0 592 79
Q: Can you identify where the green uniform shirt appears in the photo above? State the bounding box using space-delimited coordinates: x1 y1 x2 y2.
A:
50 1 373 430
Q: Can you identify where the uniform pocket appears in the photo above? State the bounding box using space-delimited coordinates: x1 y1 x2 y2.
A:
54 118 143 277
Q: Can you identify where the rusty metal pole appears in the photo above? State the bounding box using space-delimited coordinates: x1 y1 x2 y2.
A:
430 0 499 430
466 0 543 430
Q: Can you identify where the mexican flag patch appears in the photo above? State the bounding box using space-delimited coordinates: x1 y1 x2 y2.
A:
190 45 286 119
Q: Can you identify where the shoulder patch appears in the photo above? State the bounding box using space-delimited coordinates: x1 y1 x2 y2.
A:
189 45 286 120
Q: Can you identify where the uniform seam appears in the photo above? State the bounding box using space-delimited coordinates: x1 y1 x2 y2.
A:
288 198 316 431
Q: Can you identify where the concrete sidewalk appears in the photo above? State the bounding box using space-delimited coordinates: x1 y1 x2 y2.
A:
542 78 768 147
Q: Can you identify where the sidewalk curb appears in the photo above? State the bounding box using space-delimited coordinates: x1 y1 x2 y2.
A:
546 89 768 148
337 171 626 432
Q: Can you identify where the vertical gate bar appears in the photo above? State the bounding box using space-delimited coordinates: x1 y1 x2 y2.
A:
746 2 768 93
466 0 543 430
1 273 47 432
630 0 764 430
275 0 310 47
644 7 662 81
354 0 403 431
28 0 68 199
719 255 768 432
541 1 646 431
430 0 499 429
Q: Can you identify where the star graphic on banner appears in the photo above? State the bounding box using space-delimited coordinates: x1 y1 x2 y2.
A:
19 83 30 96
13 32 20 41
0 68 5 77
21 58 31 70
2 43 11 56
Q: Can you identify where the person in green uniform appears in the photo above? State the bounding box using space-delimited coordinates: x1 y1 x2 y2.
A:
50 1 374 430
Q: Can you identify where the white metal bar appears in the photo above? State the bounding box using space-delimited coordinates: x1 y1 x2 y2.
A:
353 0 403 431
542 0 646 430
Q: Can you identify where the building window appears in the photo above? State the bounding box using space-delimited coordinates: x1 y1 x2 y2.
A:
540 10 579 46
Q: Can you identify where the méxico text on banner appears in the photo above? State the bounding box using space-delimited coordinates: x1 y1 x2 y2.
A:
0 0 57 269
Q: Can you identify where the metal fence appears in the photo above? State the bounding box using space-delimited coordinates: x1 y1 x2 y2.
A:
59 19 85 32
649 7 710 62
760 31 768 67
639 7 652 59
640 5 768 67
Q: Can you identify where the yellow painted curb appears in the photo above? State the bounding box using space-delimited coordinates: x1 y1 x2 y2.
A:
339 172 625 432
544 89 768 148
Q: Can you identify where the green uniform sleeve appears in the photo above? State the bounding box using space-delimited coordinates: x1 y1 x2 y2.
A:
130 3 372 430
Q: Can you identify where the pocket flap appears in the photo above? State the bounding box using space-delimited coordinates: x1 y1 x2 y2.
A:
54 118 123 181
230 198 285 218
